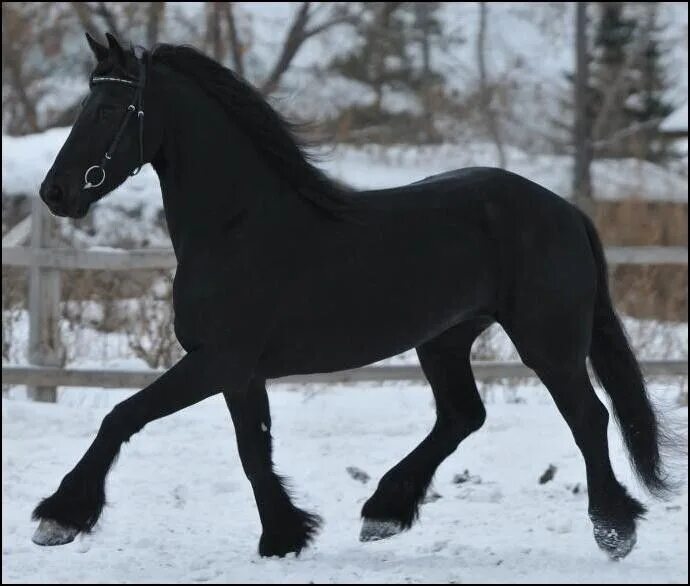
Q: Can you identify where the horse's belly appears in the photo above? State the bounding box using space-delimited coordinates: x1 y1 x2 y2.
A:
259 272 493 378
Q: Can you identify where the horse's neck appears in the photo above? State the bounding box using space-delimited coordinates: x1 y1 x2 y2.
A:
151 79 287 259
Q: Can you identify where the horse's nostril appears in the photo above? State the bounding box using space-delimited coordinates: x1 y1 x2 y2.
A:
45 185 63 205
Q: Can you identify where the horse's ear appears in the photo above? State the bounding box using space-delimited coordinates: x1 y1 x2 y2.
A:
85 32 108 62
105 32 126 66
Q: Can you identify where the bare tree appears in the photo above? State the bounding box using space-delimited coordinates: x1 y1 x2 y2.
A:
69 1 100 39
260 2 355 95
205 2 223 61
2 3 42 134
220 2 245 77
94 2 123 39
573 1 593 210
477 2 506 168
70 2 156 46
414 2 442 142
146 2 166 47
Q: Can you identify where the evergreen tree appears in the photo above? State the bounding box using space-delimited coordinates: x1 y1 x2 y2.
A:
623 3 674 161
327 2 447 142
588 2 637 154
560 3 675 162
589 2 674 160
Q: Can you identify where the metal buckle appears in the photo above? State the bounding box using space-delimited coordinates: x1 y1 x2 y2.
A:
83 165 106 190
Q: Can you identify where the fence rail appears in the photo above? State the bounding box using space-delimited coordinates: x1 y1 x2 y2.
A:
2 360 688 390
3 245 688 270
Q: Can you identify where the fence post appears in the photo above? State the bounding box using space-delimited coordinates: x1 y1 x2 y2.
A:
27 197 62 402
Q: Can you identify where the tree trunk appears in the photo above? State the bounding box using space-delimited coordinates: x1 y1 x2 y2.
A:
4 33 39 133
416 2 438 142
573 2 593 213
477 2 506 168
205 2 223 61
70 1 100 39
222 3 245 77
260 2 311 95
94 2 123 40
146 2 166 47
260 2 356 95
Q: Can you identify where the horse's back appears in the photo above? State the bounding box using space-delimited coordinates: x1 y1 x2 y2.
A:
357 166 571 215
411 166 501 186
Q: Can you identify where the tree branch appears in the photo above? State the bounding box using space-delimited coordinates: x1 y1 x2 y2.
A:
477 2 506 167
260 2 311 95
303 13 357 39
205 2 223 61
94 2 123 39
220 2 245 77
591 25 650 144
69 1 100 38
573 1 592 204
591 116 666 149
2 4 40 133
6 59 40 133
146 2 166 47
259 2 357 95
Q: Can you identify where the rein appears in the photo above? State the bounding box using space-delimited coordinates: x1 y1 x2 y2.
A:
83 49 148 190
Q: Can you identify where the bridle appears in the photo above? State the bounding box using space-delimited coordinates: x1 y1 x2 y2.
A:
83 48 148 190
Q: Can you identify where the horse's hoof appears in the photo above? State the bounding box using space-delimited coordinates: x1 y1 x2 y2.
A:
258 509 321 558
359 518 403 542
592 519 637 560
32 519 79 546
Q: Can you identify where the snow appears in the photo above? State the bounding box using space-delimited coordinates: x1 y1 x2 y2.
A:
2 383 687 583
661 103 689 134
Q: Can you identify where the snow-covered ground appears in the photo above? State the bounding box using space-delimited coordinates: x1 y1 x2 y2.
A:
2 383 687 584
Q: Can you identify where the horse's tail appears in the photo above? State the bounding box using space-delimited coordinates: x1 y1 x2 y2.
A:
581 211 673 497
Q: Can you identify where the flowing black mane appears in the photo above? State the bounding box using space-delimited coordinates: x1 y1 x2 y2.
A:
152 43 352 215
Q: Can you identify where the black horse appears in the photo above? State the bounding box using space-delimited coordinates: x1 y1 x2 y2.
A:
33 33 671 560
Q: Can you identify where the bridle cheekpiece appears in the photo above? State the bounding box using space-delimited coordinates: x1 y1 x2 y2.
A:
83 48 148 190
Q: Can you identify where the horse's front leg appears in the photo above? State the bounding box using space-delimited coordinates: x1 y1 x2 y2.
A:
32 344 256 546
224 378 321 557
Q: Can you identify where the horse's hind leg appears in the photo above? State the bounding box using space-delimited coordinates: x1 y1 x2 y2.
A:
544 366 643 559
360 318 490 541
223 378 321 557
504 316 645 560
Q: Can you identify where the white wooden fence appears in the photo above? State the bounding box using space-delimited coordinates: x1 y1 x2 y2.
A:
2 203 688 401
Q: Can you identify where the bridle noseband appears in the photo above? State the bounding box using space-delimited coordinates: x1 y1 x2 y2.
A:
83 49 148 190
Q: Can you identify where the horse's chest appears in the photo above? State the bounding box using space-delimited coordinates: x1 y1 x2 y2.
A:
170 260 254 350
